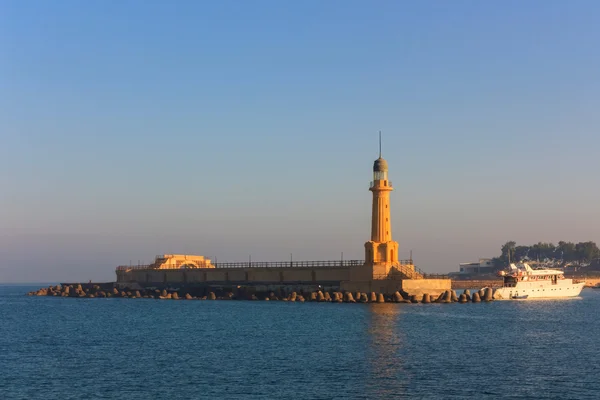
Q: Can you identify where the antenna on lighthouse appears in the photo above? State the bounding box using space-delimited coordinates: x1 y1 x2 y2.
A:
379 130 382 158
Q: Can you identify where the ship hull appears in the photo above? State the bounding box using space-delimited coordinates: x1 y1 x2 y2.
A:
494 282 585 300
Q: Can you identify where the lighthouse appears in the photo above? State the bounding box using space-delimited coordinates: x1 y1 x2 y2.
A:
364 134 400 279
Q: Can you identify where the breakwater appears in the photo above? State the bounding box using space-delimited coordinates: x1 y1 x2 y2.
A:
27 284 500 303
452 280 502 289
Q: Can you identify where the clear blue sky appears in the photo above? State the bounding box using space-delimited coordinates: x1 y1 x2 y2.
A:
1 0 599 282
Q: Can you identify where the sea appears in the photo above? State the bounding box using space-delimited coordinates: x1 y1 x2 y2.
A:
1 285 599 400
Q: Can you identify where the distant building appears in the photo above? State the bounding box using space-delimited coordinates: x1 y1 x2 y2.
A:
148 254 214 269
459 258 493 275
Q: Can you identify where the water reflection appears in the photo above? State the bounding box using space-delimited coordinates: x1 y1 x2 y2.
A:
365 304 407 397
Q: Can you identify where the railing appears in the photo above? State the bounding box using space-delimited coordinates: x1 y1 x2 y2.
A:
117 259 365 271
116 259 439 275
116 265 155 271
214 260 364 268
414 266 449 279
369 181 393 189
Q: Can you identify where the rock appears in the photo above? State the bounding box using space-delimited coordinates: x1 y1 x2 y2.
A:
435 292 444 303
290 292 297 301
344 292 355 303
310 292 317 302
172 292 179 300
209 292 216 300
478 289 485 298
201 296 207 300
458 294 468 303
463 289 471 297
355 292 361 302
410 295 419 303
251 294 258 301
317 291 325 302
359 293 368 303
451 290 459 302
483 287 493 302
161 289 168 297
113 288 119 295
87 294 95 298
493 288 503 300
297 295 305 302
324 292 332 301
393 291 403 303
377 293 385 303
421 293 431 303
135 291 141 298
442 290 452 303
264 297 270 301
370 292 377 302
472 292 481 303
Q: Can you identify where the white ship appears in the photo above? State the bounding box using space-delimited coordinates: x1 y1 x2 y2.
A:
493 262 585 300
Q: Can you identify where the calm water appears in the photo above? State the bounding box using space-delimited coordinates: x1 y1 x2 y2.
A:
1 286 599 400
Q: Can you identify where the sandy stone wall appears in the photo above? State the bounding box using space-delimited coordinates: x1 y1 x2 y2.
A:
118 266 351 285
117 267 448 296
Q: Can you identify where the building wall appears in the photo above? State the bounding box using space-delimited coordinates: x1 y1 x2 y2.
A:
400 279 451 297
116 266 447 295
117 266 350 286
340 278 450 296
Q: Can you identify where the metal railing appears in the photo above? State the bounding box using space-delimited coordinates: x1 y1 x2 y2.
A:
115 259 440 275
369 181 393 189
213 260 364 269
117 259 365 271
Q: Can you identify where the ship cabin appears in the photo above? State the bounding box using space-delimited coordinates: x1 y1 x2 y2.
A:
499 263 565 288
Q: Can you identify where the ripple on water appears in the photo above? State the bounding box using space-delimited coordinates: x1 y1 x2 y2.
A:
1 286 599 399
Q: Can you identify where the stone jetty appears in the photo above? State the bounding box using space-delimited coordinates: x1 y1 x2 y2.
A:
27 284 504 305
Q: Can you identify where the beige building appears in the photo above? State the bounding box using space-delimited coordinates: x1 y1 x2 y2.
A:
148 254 214 269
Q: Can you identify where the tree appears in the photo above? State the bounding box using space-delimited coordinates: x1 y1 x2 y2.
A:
501 241 516 263
557 241 577 262
575 241 600 262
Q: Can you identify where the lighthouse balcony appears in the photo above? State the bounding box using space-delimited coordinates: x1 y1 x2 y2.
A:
369 180 392 189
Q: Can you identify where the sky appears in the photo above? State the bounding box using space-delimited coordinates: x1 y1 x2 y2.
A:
1 0 600 282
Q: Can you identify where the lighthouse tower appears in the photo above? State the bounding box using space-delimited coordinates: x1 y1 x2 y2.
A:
364 135 399 279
